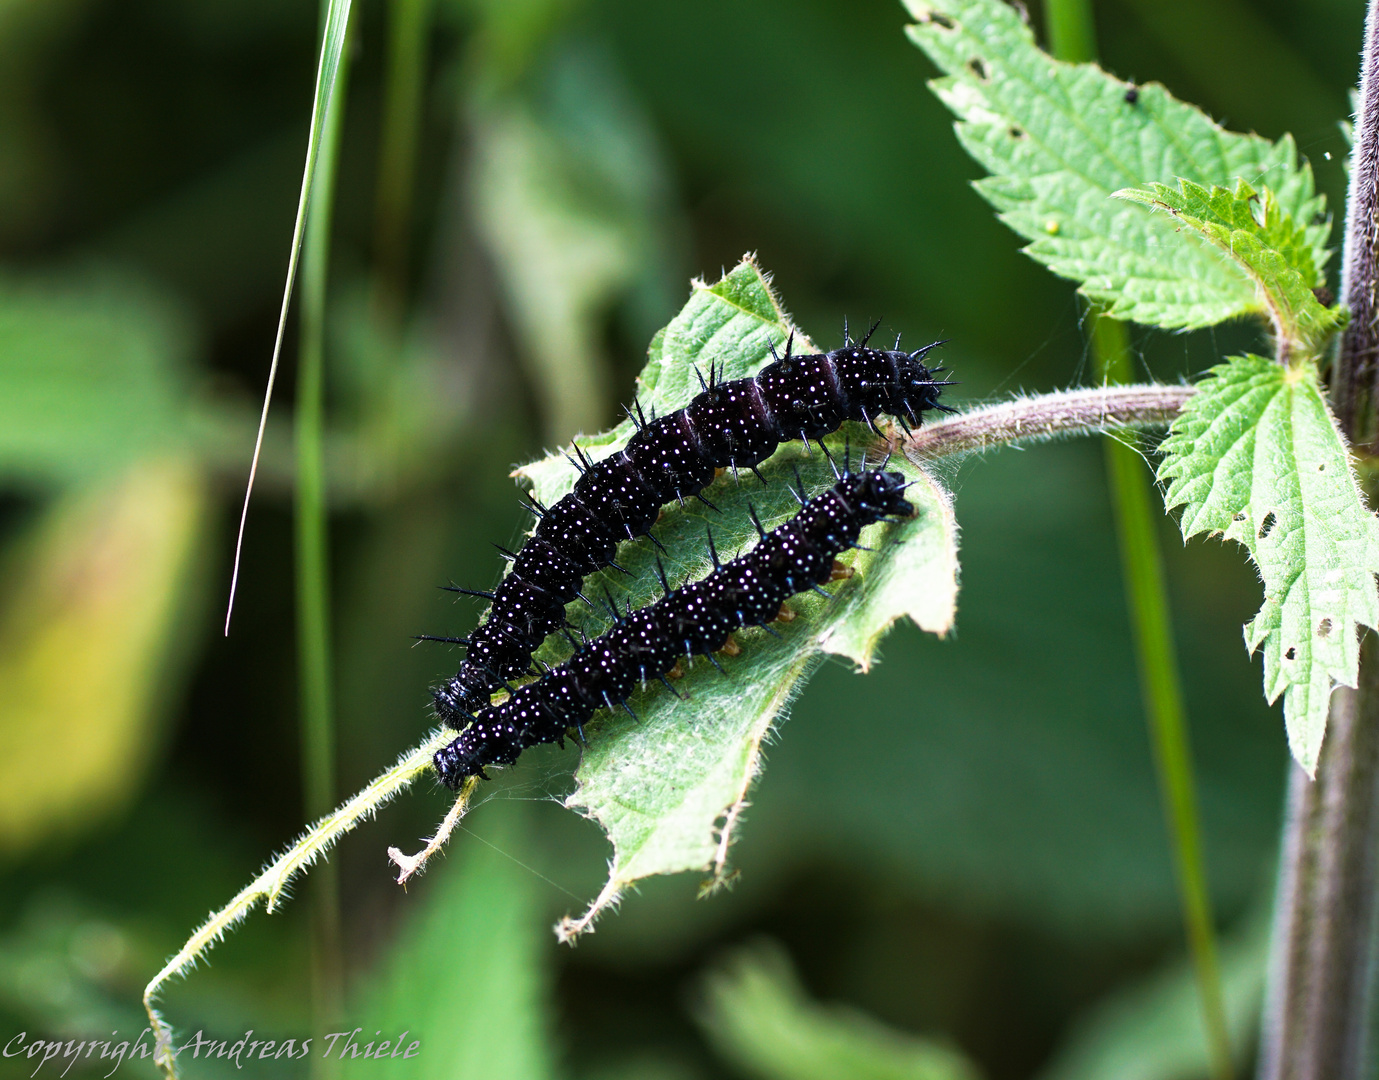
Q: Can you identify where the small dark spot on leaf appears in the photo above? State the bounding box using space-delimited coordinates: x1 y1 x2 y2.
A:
1313 212 1328 227
924 10 955 27
1003 0 1031 24
1286 646 1297 660
1318 618 1333 638
967 58 989 80
1124 85 1139 104
1233 512 1246 522
1259 511 1277 539
1009 125 1026 139
1319 463 1326 472
1313 285 1336 307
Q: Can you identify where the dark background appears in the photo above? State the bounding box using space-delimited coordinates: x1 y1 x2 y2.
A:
0 0 1358 1076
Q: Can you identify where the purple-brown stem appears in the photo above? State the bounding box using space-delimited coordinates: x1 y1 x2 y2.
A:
1258 3 1379 1076
900 383 1193 460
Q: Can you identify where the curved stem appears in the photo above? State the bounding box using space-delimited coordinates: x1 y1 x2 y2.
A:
146 381 1197 1076
142 731 467 1078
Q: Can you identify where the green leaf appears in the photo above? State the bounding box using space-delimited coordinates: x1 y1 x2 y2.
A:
1158 355 1379 774
513 260 959 937
519 257 817 496
0 275 196 487
1113 179 1343 355
470 44 681 443
819 465 958 664
693 940 981 1080
904 0 1329 330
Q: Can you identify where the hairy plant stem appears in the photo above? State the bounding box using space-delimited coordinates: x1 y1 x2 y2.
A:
1337 0 1379 451
145 383 1193 1078
1259 3 1379 1076
901 383 1192 459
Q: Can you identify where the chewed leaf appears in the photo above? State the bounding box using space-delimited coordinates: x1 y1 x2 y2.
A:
518 255 815 500
1114 179 1344 355
502 260 961 938
904 0 1329 330
1158 355 1379 773
557 449 956 940
821 464 959 664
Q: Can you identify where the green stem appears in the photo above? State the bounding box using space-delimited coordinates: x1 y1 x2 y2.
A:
1045 0 1098 64
145 383 1194 1073
297 0 353 1060
373 0 434 318
1041 0 1231 1075
1094 320 1234 1080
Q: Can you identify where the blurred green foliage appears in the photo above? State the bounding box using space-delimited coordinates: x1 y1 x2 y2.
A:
693 941 980 1080
0 0 1357 1076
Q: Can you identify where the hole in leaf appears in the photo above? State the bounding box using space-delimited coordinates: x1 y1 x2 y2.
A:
1259 511 1277 539
1286 646 1297 660
967 58 989 80
1318 618 1333 638
1009 125 1026 139
1233 512 1246 522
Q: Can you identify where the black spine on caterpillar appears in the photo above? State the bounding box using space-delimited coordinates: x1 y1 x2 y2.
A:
433 326 948 726
433 466 915 788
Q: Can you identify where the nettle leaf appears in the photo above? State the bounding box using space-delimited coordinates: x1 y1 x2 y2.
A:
513 258 960 937
1114 179 1344 355
904 0 1329 330
1158 355 1379 774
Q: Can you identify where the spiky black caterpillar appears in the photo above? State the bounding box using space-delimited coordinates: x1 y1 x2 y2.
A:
432 325 948 726
433 465 914 788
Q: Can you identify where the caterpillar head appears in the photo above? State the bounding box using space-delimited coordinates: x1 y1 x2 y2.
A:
433 676 483 730
433 737 485 788
840 468 915 520
892 342 953 420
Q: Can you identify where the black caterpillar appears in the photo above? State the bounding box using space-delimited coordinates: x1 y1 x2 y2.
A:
431 323 949 727
433 464 915 788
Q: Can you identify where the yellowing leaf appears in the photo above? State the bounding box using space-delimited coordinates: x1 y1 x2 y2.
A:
0 459 209 851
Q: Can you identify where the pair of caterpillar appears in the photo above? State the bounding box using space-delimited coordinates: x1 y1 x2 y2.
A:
432 323 950 730
433 463 917 788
